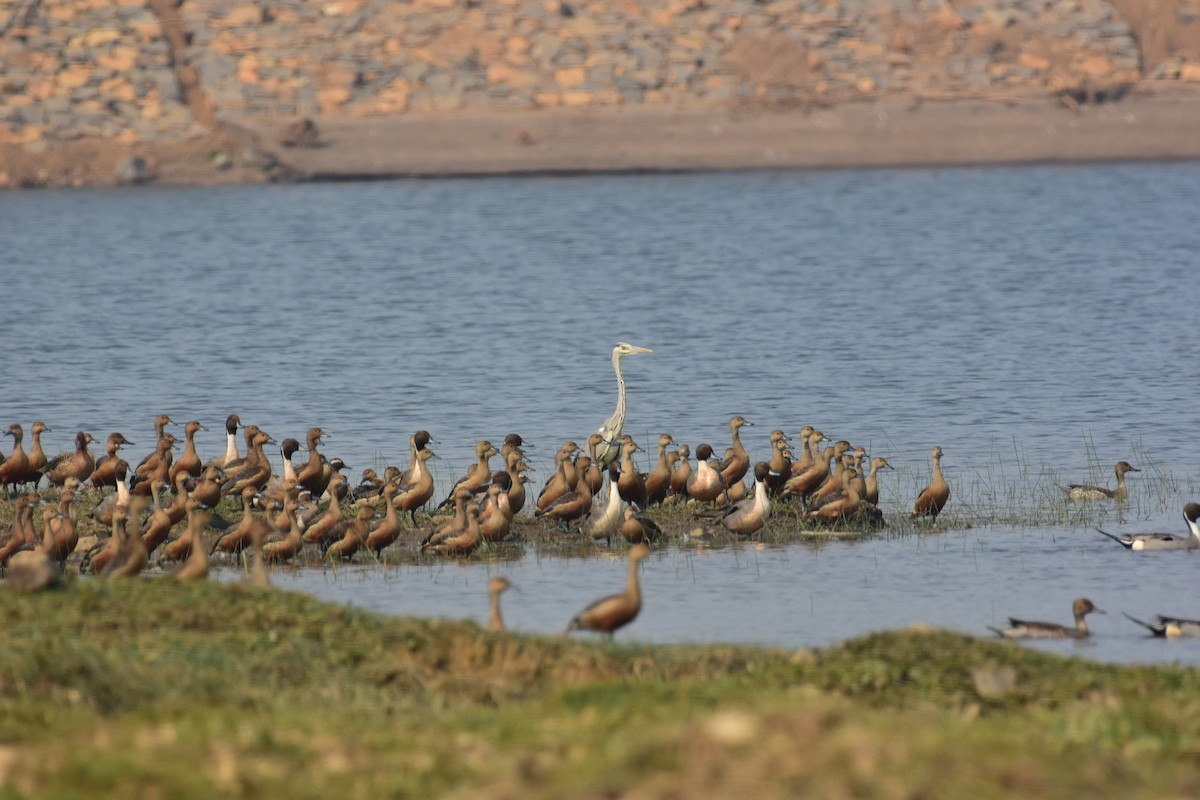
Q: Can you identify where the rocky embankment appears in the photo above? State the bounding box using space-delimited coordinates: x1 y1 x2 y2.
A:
1 0 1198 187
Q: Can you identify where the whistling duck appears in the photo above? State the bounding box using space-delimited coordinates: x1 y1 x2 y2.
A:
324 505 372 560
616 438 646 508
1095 503 1200 551
1125 613 1200 638
765 430 791 496
584 464 625 544
190 465 225 510
717 462 772 537
102 503 149 578
6 504 59 592
642 434 675 507
210 486 270 555
567 544 650 637
394 448 437 524
438 440 497 509
989 598 1102 639
0 424 29 496
296 427 329 497
244 519 271 588
45 486 78 564
911 446 950 521
44 432 95 487
805 468 877 524
261 496 304 563
139 479 174 555
593 342 652 468
620 505 662 545
487 576 513 631
351 468 385 503
811 445 861 507
221 430 275 496
1060 461 1139 502
0 495 39 568
170 497 213 579
479 475 515 543
91 432 134 489
790 427 819 475
364 483 403 556
537 441 579 512
205 414 241 469
169 420 208 482
534 462 594 530
133 414 175 476
161 478 206 561
301 474 349 547
500 433 527 462
863 457 893 506
581 433 604 496
131 434 176 496
503 450 529 515
670 444 692 500
718 416 753 489
17 420 51 491
686 444 726 504
780 442 836 503
421 502 483 556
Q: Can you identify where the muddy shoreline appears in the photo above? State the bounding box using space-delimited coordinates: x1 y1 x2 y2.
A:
4 89 1200 190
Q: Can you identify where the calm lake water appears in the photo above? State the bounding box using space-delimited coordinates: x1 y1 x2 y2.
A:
4 162 1200 664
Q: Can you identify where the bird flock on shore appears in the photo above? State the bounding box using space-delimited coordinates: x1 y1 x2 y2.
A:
0 342 1194 641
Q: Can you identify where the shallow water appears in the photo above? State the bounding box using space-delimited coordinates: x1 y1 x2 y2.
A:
5 162 1200 664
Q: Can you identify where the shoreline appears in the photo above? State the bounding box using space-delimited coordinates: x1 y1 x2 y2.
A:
5 90 1200 189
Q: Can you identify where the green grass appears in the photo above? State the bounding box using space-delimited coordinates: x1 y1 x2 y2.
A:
0 579 1198 797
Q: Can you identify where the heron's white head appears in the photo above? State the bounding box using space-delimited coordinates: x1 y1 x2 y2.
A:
613 342 652 357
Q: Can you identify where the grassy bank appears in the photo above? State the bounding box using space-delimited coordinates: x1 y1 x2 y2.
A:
0 579 1197 798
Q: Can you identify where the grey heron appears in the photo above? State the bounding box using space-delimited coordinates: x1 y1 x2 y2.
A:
593 342 651 468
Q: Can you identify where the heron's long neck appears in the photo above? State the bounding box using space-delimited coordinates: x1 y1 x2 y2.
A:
612 352 627 426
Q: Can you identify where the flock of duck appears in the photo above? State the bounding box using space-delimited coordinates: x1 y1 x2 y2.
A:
0 341 1196 641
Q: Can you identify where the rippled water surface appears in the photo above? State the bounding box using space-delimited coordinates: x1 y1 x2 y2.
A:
4 162 1200 664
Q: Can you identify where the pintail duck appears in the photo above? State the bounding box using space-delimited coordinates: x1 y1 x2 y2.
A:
1124 613 1200 638
91 432 134 489
989 598 1102 639
205 414 241 470
911 446 950 521
1061 461 1139 502
642 434 676 507
686 444 727 504
170 497 213 580
487 576 513 631
715 462 772 537
593 342 652 469
1095 503 1200 551
537 441 579 512
567 544 650 637
169 420 208 482
43 432 95 487
12 420 49 492
91 459 131 527
0 424 29 496
584 463 625 544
